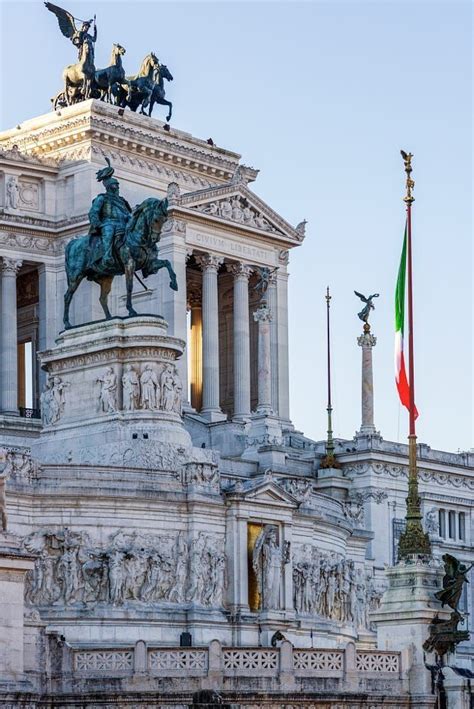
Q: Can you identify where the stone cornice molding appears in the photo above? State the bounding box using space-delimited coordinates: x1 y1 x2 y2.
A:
0 148 60 172
0 101 258 184
343 461 474 491
0 212 88 233
1 256 23 274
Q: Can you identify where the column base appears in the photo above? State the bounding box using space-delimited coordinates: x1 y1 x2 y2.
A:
199 409 227 423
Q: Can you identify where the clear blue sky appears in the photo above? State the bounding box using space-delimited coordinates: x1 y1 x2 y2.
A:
1 0 472 452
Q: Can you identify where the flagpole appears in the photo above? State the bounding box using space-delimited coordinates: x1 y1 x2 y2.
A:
320 286 340 469
398 151 431 559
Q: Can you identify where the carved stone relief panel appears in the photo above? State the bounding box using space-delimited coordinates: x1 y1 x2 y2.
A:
23 528 226 610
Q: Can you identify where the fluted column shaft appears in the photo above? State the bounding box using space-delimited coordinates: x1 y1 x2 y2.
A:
357 328 377 433
196 254 223 417
253 303 273 414
267 274 278 415
1 258 22 415
189 301 203 411
227 263 252 420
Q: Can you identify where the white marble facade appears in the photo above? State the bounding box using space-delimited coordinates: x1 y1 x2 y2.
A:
0 101 472 705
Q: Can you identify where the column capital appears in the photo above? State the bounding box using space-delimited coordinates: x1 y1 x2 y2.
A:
161 218 186 235
357 332 377 347
1 257 22 275
253 303 273 323
195 253 223 272
226 262 253 279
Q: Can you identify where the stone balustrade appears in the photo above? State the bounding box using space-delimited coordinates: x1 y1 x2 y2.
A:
70 641 403 684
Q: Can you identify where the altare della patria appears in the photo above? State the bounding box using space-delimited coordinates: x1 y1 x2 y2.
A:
0 4 472 708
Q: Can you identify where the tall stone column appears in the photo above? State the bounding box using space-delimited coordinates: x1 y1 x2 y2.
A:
253 302 273 415
159 217 188 404
1 258 22 415
357 325 377 434
38 263 58 398
267 272 279 415
189 296 203 411
227 263 252 421
276 268 290 421
195 254 225 421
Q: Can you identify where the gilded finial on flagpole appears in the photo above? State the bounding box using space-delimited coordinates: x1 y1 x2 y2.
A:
401 150 415 204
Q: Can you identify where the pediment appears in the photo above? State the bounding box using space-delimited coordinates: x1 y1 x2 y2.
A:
226 479 300 508
180 182 306 244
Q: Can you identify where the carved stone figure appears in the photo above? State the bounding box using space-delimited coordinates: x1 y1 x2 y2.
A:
253 525 283 610
425 507 439 535
168 532 187 603
231 198 244 222
57 546 82 604
108 550 126 605
6 177 19 209
160 364 177 412
219 199 233 220
188 533 207 603
122 364 140 411
140 364 159 410
97 367 117 413
255 213 270 230
173 375 183 414
41 375 67 425
242 206 256 227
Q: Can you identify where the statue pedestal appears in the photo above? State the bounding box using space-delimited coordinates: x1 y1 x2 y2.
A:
316 467 350 500
371 559 448 701
33 316 192 467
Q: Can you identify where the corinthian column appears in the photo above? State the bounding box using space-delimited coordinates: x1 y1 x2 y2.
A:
253 302 273 415
1 258 22 415
227 263 252 420
357 324 377 434
195 254 224 420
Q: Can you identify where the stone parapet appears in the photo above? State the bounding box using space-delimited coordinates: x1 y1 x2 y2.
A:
12 636 407 703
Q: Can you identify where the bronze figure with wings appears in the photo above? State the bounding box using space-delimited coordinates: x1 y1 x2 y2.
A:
45 2 97 60
354 291 379 324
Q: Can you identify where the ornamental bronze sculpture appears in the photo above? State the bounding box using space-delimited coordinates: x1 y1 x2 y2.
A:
63 159 178 329
45 3 173 120
423 554 472 657
354 291 379 326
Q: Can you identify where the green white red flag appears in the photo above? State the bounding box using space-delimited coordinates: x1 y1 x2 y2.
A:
395 225 418 418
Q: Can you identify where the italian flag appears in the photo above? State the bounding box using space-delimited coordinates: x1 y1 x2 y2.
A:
395 225 418 418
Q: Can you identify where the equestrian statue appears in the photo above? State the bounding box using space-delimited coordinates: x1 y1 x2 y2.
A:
45 3 174 121
63 159 178 329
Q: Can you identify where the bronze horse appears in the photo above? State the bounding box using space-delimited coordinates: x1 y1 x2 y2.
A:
63 197 177 329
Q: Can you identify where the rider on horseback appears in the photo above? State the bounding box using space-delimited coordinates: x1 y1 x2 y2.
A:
88 159 131 270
